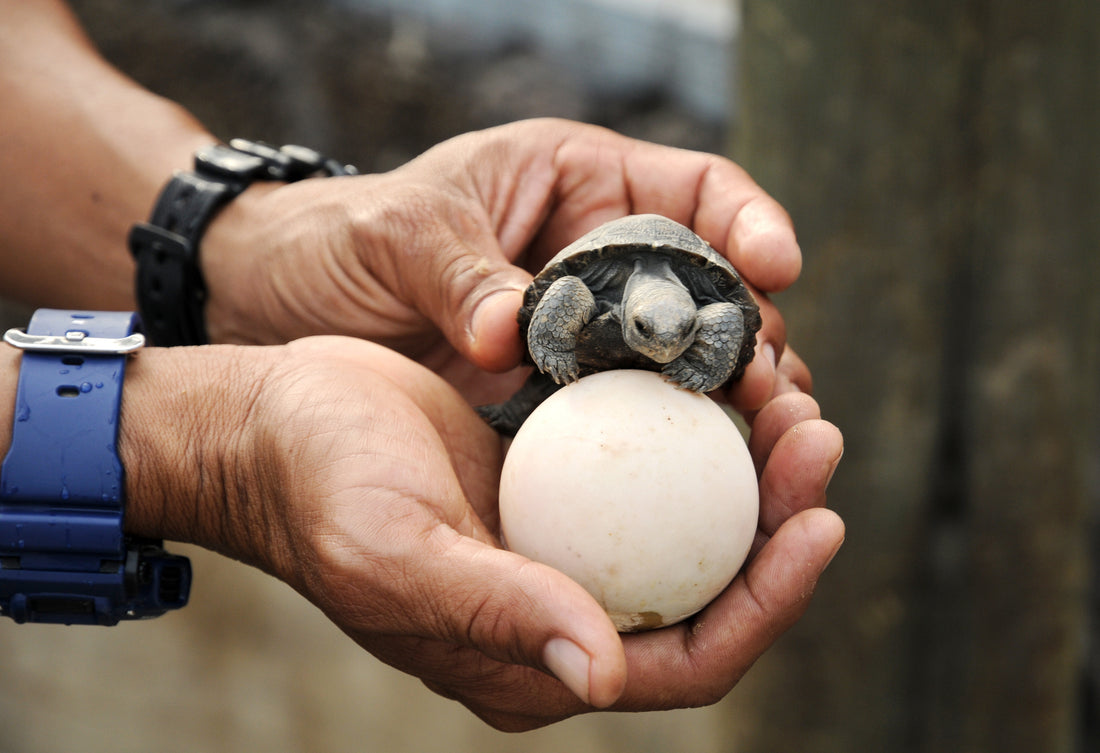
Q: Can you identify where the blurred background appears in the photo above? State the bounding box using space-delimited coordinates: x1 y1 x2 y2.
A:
1 0 1097 751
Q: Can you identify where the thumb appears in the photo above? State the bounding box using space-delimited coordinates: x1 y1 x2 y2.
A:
386 208 531 372
405 530 628 708
465 282 529 373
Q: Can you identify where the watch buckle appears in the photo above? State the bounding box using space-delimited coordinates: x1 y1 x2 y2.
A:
3 328 145 355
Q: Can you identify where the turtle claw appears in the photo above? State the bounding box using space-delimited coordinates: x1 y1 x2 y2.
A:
526 274 596 386
660 302 745 393
538 352 581 385
662 360 713 393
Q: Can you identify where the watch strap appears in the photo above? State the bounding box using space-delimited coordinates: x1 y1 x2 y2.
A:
130 171 242 347
129 139 357 347
2 310 136 509
0 310 191 625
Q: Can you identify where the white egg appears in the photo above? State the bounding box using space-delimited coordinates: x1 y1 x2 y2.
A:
499 369 759 632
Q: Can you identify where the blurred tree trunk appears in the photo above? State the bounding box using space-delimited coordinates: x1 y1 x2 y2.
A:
731 1 1099 751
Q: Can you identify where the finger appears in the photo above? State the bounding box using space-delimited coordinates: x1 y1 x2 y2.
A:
610 507 844 711
347 523 629 709
708 194 802 293
747 391 823 472
369 635 584 731
523 122 801 294
727 291 785 413
416 236 531 374
758 418 844 536
775 345 813 395
617 141 802 292
432 536 629 709
726 336 775 413
467 286 529 371
362 183 530 372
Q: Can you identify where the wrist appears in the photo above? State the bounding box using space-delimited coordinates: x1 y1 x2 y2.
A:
2 334 289 579
195 181 286 345
118 344 285 568
200 176 378 347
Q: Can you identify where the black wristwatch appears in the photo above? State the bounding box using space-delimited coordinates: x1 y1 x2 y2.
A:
0 309 191 625
128 139 358 347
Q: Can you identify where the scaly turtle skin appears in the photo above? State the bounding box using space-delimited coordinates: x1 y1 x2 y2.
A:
479 214 761 435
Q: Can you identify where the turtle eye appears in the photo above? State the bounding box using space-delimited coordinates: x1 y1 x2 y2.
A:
633 318 650 337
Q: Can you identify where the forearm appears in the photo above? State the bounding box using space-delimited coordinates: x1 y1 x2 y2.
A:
0 0 214 309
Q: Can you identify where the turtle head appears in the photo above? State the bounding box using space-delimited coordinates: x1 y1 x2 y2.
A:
621 257 699 363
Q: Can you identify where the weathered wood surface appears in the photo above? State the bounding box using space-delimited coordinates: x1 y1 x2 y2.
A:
734 1 1099 751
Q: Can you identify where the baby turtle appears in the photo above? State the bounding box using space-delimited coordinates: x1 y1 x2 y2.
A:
479 213 761 435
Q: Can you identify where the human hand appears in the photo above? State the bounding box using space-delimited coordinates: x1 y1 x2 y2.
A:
399 354 844 730
116 336 842 731
201 119 800 409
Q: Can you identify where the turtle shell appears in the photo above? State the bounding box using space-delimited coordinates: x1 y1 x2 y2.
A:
518 213 762 382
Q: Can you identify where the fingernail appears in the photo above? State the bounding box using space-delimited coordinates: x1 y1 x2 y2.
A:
826 449 844 488
543 637 591 705
469 289 509 341
470 288 526 343
761 342 777 370
468 287 526 369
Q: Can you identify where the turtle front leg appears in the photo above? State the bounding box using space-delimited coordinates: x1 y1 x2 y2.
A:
527 275 598 384
662 302 745 392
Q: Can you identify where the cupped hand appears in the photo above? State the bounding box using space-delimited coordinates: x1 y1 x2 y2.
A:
201 119 799 409
122 336 629 719
403 364 845 731
121 337 841 731
250 337 632 712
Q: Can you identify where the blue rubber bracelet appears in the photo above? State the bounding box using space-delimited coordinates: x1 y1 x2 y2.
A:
0 310 190 624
